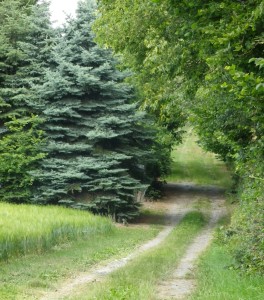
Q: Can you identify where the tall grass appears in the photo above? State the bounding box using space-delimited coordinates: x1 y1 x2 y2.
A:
166 128 232 188
0 202 113 261
0 226 160 300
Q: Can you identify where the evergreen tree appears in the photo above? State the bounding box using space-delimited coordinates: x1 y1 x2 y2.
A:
0 1 54 202
32 0 160 220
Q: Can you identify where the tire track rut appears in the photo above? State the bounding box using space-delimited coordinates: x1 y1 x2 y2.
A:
40 183 225 300
156 191 226 300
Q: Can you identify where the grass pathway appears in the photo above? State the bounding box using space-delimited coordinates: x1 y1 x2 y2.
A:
166 128 232 188
50 183 225 300
40 184 197 300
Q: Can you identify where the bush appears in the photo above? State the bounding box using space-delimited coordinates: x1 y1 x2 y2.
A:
223 178 264 275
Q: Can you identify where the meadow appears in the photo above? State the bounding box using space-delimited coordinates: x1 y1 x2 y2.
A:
0 202 113 261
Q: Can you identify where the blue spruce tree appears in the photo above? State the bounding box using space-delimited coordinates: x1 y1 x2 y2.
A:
32 0 160 220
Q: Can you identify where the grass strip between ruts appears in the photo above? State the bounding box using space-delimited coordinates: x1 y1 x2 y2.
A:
66 211 206 300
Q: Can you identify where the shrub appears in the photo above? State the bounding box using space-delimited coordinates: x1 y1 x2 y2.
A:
222 178 264 275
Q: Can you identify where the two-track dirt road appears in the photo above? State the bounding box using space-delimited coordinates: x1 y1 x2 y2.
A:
41 183 226 300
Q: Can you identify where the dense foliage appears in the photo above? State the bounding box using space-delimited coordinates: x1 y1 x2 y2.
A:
95 0 264 273
0 0 49 202
95 0 188 139
0 0 170 220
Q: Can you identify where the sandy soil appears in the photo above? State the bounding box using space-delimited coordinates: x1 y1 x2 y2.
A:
40 183 226 300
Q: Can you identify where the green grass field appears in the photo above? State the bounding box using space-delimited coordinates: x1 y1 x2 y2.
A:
166 128 232 188
0 202 113 261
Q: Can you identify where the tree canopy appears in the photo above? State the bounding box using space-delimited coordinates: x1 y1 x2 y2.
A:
95 0 263 181
95 0 264 274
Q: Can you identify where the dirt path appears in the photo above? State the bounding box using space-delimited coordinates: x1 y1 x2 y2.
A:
156 188 226 300
40 183 226 300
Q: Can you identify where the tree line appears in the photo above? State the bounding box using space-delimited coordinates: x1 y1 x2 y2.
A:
0 0 171 221
95 0 263 274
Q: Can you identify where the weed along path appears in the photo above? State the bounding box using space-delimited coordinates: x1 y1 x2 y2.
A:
40 182 226 300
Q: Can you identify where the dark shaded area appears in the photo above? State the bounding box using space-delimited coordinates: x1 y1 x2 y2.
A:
164 183 226 198
132 183 225 226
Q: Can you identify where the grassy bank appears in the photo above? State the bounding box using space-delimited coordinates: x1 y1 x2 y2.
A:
0 225 160 300
166 128 232 188
189 241 264 300
66 211 206 300
0 202 113 261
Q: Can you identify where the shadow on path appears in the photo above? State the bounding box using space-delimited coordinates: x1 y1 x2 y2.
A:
40 182 226 300
165 182 226 197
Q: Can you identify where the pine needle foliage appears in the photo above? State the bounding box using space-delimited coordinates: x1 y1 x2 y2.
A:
0 1 53 202
32 1 159 220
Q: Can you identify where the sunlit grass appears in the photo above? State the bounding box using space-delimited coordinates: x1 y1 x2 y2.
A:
189 242 264 300
65 212 206 300
0 202 113 261
166 128 232 188
0 226 160 300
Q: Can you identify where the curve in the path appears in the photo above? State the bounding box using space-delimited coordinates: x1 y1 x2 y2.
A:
40 183 199 300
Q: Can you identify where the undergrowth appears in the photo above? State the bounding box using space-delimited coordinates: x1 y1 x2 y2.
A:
221 179 264 275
